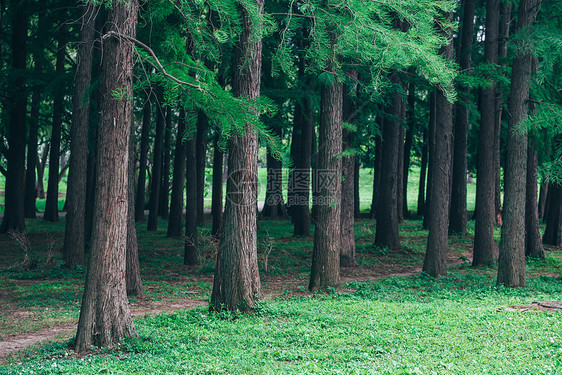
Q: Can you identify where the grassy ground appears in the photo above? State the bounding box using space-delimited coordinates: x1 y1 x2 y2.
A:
0 211 561 373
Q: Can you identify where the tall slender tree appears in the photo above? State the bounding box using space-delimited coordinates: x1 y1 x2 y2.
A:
497 0 541 288
147 88 165 231
167 108 187 237
75 0 139 352
135 96 151 222
63 2 97 267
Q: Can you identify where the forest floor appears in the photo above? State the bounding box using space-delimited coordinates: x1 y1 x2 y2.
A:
0 214 560 368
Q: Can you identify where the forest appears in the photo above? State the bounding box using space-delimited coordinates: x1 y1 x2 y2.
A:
1 0 562 372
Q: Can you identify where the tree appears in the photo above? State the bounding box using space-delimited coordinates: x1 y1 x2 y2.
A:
1 0 28 234
158 106 172 219
210 0 264 312
211 135 224 237
75 0 139 352
167 107 187 237
135 96 151 222
309 73 343 290
63 2 97 268
543 182 562 246
473 0 501 266
44 22 67 223
497 0 541 288
449 0 475 234
525 137 545 258
147 88 165 231
184 111 198 266
422 12 454 277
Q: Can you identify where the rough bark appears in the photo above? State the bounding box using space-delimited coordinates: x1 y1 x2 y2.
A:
62 3 97 268
422 15 454 277
184 121 198 265
525 139 545 259
473 0 500 266
196 114 208 225
44 25 67 222
375 86 401 249
74 0 138 352
309 76 342 290
210 0 263 312
147 89 165 231
158 106 172 219
354 157 360 218
167 108 187 237
497 0 540 287
396 121 405 224
538 179 548 220
135 97 151 222
0 0 28 234
449 0 475 234
211 136 224 238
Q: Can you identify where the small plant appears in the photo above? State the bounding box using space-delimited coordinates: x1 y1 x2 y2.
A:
7 229 36 270
259 232 274 274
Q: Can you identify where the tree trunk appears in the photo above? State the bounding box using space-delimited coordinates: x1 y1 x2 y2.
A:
44 25 67 222
24 51 42 219
417 128 428 216
473 0 500 266
340 73 357 267
167 108 187 237
422 14 454 277
196 114 208 225
158 106 172 219
525 139 544 259
0 0 28 234
147 89 165 231
127 116 143 296
396 122 405 224
309 75 342 290
135 97 151 222
543 182 562 246
354 157 360 218
62 3 96 268
262 122 286 218
210 0 263 312
449 0 475 235
75 0 138 352
538 179 548 220
403 82 416 219
370 123 383 219
211 136 224 237
423 92 436 229
375 85 401 249
497 0 540 288
184 123 198 265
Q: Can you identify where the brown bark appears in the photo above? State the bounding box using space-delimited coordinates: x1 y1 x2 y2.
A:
449 0 475 234
309 76 342 290
135 97 151 222
354 157 360 218
473 0 500 266
210 0 263 312
497 0 541 288
44 24 67 222
63 3 97 268
422 14 454 277
75 0 138 352
211 136 224 237
423 92 436 229
525 139 544 259
167 108 187 237
0 0 28 234
147 88 165 231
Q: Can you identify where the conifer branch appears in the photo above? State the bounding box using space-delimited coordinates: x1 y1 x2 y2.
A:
103 31 203 91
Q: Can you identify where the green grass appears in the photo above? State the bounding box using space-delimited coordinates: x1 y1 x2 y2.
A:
2 273 562 374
